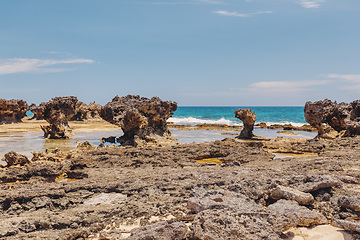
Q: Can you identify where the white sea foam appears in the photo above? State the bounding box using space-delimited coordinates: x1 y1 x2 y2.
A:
168 117 306 127
168 117 240 126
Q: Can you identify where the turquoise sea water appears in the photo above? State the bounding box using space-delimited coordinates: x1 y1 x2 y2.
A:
170 106 306 126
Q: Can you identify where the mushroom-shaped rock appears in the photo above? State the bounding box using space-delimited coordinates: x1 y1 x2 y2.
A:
0 99 29 124
38 96 78 139
304 99 360 138
100 95 177 146
234 108 257 139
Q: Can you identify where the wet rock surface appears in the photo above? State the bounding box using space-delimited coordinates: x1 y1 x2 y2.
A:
100 95 177 146
1 137 360 239
0 99 29 124
234 108 257 139
35 96 78 139
305 99 360 138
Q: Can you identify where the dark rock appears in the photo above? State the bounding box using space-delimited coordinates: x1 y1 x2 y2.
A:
234 108 257 139
1 151 30 167
37 96 78 139
0 99 29 124
100 95 177 146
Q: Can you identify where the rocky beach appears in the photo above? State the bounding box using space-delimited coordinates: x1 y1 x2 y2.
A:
1 97 360 239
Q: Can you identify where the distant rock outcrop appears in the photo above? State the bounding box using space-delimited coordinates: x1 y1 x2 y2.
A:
2 151 30 167
304 99 360 138
39 96 78 139
70 102 102 121
100 95 178 146
0 99 29 124
234 108 257 139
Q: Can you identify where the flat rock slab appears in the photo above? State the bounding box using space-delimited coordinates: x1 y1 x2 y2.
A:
296 175 342 192
332 219 360 233
83 193 127 206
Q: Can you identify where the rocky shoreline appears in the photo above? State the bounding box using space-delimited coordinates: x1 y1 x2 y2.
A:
0 135 360 239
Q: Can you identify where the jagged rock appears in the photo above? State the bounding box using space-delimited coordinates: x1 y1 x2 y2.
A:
296 175 341 193
267 200 328 231
1 151 30 167
29 103 44 120
71 101 102 121
0 99 29 124
304 99 360 138
187 188 264 213
37 96 78 139
126 221 189 240
332 219 360 233
100 95 177 146
234 108 257 139
269 185 314 205
76 141 96 150
337 195 360 212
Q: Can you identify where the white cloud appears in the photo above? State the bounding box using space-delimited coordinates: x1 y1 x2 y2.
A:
326 74 360 83
246 80 330 94
214 10 272 17
0 58 95 75
298 0 325 9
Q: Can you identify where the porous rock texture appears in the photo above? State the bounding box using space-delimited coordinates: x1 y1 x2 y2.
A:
100 95 178 146
1 151 30 167
2 137 360 239
37 96 78 139
304 99 360 138
0 99 29 124
234 108 257 139
71 102 102 121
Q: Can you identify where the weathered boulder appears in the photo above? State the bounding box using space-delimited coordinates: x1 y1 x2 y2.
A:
71 101 102 121
304 99 360 138
100 95 177 146
296 175 342 193
234 108 257 139
2 151 30 167
37 96 78 139
0 99 29 124
332 219 360 233
269 185 314 205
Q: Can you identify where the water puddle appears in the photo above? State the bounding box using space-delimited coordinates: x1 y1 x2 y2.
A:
196 158 223 164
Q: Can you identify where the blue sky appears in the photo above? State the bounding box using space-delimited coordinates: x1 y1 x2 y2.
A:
1 0 360 106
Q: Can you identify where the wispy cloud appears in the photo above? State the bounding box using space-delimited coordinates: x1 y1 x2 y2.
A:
298 0 325 9
0 58 95 75
326 74 360 83
245 80 330 94
214 10 272 17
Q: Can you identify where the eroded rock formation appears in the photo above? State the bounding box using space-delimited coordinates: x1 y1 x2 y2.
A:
0 99 29 124
38 96 78 139
100 95 177 146
234 108 257 139
304 99 360 138
1 151 30 167
71 102 102 121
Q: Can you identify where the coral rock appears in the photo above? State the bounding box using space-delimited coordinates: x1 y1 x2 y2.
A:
2 151 30 167
71 101 102 121
100 95 177 146
0 99 29 124
234 108 257 139
37 96 78 139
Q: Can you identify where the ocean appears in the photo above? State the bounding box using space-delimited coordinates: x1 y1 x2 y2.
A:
1 107 314 162
170 106 306 126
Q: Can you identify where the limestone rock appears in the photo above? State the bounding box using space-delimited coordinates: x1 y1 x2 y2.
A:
337 195 360 212
296 175 341 193
126 221 189 240
304 99 360 138
100 95 177 146
71 101 102 121
267 200 328 231
269 185 314 205
37 96 78 139
234 108 257 139
332 219 360 233
0 99 29 124
2 151 30 167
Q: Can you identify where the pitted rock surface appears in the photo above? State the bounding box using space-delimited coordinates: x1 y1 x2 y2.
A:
0 99 29 124
100 95 177 146
234 108 257 139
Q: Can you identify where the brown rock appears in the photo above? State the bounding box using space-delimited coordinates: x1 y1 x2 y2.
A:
0 99 29 124
71 101 102 121
37 96 78 139
234 108 257 139
269 185 314 205
2 151 30 167
100 95 177 146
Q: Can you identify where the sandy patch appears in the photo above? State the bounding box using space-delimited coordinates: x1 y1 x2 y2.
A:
284 224 353 240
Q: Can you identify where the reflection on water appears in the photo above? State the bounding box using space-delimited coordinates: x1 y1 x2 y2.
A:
0 127 316 165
